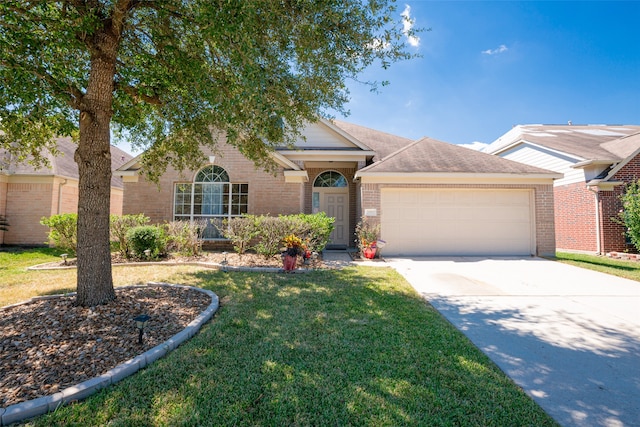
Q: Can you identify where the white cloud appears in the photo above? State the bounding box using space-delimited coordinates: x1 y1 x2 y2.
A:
482 44 508 55
401 5 420 48
459 141 489 151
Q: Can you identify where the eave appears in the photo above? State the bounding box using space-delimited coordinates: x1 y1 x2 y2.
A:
354 172 562 185
277 149 375 163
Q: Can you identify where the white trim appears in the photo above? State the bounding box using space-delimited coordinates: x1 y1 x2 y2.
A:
278 149 374 162
355 172 561 184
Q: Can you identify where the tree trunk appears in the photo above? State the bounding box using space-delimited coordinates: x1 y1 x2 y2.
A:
74 31 120 307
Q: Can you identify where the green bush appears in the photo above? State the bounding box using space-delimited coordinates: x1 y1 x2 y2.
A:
125 225 166 260
618 180 640 251
240 213 334 258
220 216 260 255
110 214 150 258
165 219 207 256
290 212 334 252
252 215 290 259
40 213 78 254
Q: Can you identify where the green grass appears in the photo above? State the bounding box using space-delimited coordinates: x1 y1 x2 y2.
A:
555 251 640 281
1 250 558 426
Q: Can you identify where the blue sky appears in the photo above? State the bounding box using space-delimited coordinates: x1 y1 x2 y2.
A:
338 0 640 149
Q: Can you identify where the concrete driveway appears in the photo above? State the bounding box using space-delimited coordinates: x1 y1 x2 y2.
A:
386 257 640 427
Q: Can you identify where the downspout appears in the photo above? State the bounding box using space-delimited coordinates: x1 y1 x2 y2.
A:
587 186 601 254
57 178 67 214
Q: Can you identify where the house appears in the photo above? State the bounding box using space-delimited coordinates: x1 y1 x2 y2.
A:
483 124 640 254
0 137 132 245
116 119 560 256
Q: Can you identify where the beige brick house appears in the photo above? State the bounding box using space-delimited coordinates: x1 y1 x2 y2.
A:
117 120 560 256
484 124 640 254
0 137 132 245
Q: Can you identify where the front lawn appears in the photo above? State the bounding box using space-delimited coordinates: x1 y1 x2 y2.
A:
1 249 557 426
555 251 640 282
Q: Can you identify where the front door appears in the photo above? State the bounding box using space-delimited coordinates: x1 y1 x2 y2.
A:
313 171 349 247
323 193 348 246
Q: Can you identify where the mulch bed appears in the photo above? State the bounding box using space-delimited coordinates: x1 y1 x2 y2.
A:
0 286 211 407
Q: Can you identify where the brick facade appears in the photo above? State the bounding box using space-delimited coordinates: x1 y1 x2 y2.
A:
601 155 640 253
554 182 598 252
123 143 304 225
360 182 556 256
0 176 123 246
552 155 640 254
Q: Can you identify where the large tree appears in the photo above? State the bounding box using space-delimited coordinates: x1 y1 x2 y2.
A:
0 0 416 306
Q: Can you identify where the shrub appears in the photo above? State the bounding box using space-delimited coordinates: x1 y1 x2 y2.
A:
125 225 166 260
247 213 335 258
252 215 291 259
40 213 78 254
165 219 207 256
110 214 150 258
220 216 260 255
617 180 640 251
290 212 334 252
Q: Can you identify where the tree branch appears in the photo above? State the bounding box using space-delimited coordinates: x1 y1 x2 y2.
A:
117 82 163 105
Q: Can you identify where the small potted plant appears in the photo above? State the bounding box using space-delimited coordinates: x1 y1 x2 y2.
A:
282 234 303 271
355 217 381 259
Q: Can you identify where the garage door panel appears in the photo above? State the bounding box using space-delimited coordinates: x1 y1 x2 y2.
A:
381 189 533 256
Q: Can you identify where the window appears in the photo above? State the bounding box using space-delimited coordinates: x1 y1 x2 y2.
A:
313 171 347 188
174 166 248 239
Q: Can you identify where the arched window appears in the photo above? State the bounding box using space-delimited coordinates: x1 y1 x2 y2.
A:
174 165 248 239
313 171 347 188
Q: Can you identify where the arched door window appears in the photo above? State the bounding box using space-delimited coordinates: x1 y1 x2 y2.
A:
174 165 248 239
313 171 348 188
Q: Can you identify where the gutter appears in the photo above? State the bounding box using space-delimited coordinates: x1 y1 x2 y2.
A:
57 179 67 214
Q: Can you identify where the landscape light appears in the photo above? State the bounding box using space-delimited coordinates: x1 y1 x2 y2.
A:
133 314 150 344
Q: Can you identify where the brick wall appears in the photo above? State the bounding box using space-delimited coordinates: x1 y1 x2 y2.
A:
601 155 640 253
123 142 303 224
360 182 556 256
0 176 122 246
3 182 55 245
554 183 597 252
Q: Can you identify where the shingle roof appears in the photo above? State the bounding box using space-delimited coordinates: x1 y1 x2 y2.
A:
360 136 558 175
487 125 640 161
0 137 133 188
331 120 413 160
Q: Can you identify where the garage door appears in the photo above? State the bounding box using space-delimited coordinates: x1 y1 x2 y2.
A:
380 189 534 256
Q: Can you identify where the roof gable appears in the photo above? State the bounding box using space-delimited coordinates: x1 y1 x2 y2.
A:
486 124 640 162
281 119 373 151
358 136 559 176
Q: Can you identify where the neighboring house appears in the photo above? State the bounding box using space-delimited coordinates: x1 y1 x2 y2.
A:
116 119 560 256
484 124 640 254
0 137 132 245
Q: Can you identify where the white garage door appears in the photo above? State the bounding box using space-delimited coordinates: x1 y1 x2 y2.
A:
380 189 534 256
